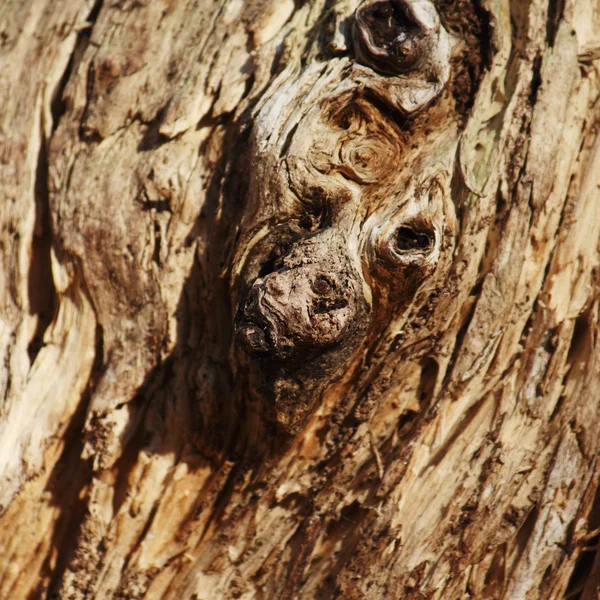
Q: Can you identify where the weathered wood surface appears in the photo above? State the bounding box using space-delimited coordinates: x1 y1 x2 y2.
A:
1 0 600 598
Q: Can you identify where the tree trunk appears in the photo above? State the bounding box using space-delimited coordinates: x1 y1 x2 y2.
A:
1 0 600 598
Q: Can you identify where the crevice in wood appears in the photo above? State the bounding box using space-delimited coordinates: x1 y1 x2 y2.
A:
27 2 106 368
27 131 56 364
566 480 600 599
43 390 96 598
546 0 566 47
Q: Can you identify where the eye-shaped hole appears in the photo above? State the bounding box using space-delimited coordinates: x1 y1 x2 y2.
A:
394 225 435 253
353 0 424 74
358 1 412 49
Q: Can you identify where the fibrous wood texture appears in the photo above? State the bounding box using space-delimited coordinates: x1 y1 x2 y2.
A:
1 0 600 598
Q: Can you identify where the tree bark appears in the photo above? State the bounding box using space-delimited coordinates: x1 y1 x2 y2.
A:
1 0 600 598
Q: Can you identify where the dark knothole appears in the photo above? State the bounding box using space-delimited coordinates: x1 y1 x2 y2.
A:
394 224 435 253
353 0 426 75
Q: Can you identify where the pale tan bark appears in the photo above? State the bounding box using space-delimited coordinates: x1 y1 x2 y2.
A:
1 0 600 599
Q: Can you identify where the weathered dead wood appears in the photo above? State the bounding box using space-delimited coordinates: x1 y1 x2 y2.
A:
0 0 600 598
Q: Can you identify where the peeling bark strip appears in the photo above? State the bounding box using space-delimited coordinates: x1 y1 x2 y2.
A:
1 0 600 599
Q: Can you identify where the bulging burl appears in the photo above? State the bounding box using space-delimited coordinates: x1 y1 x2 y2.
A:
229 54 452 434
236 228 368 361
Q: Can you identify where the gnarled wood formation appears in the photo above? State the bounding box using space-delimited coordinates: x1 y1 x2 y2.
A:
0 0 599 599
232 7 454 434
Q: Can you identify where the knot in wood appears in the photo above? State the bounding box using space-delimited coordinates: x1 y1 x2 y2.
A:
235 231 365 361
350 0 454 114
373 216 438 270
336 131 401 183
353 0 431 75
